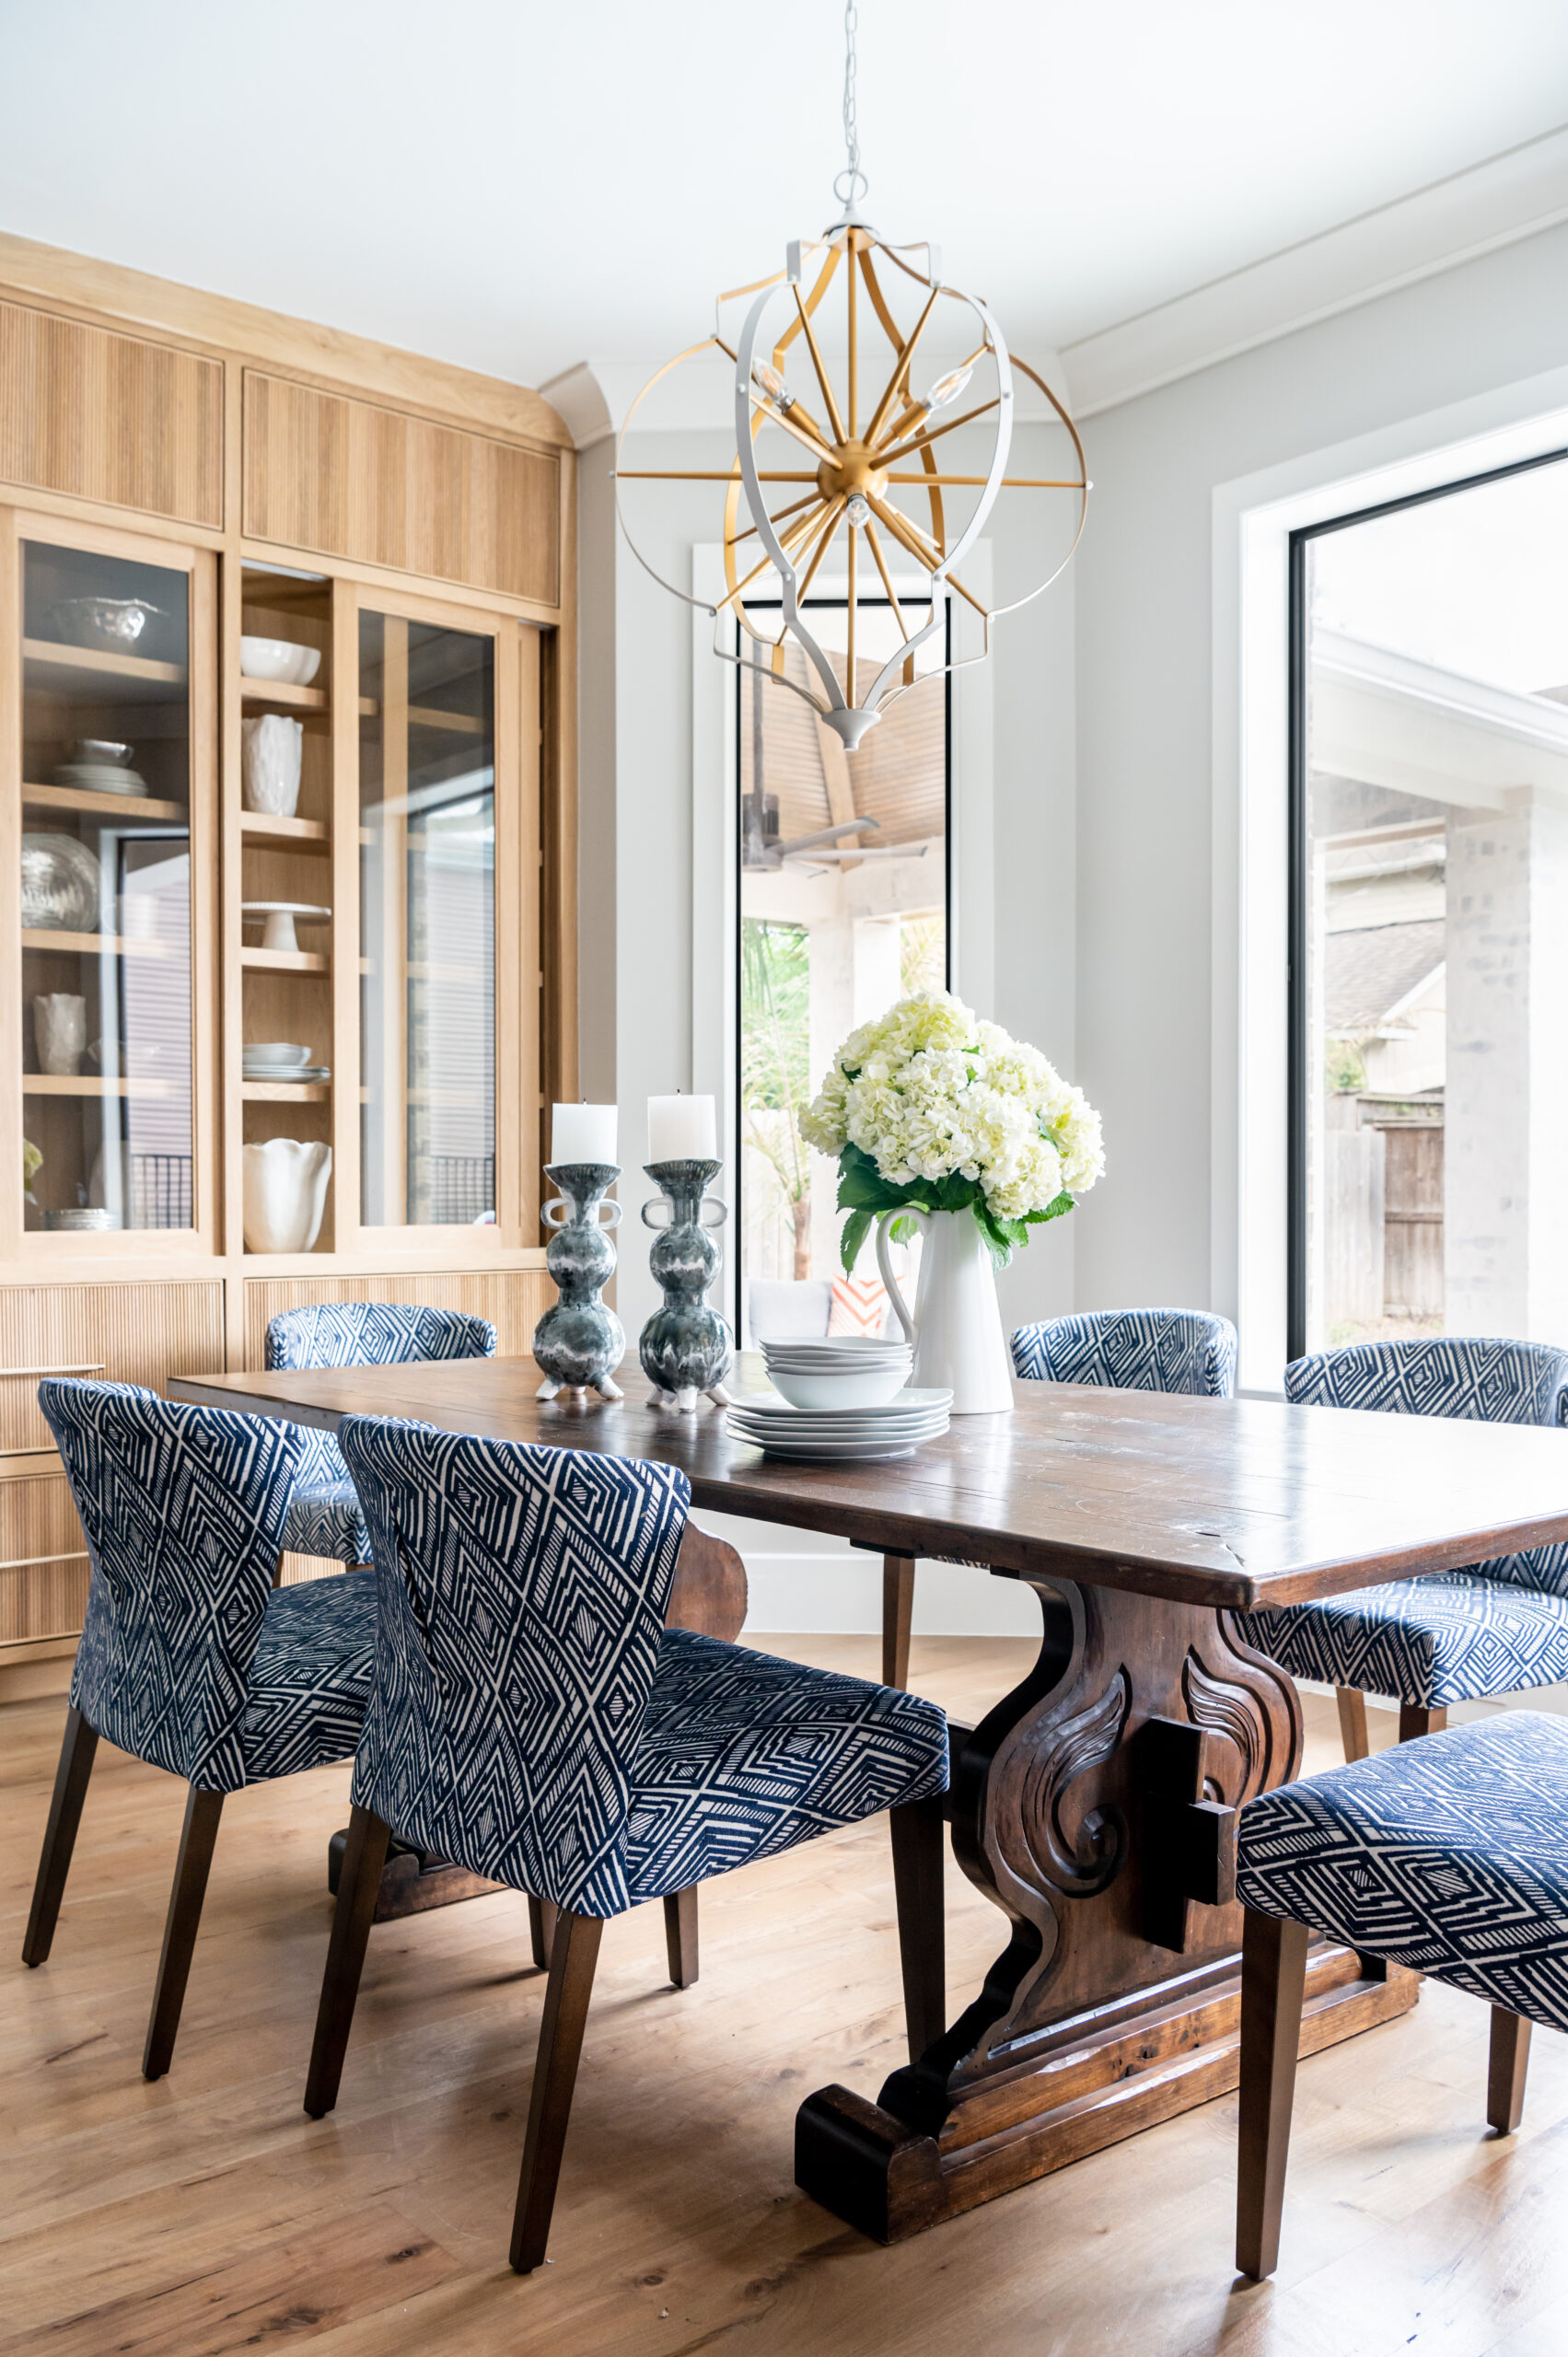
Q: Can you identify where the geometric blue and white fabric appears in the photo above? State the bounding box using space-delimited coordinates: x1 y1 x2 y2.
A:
1242 1337 1568 1705
1237 1711 1568 2031
238 1567 377 1780
266 1302 498 1564
43 1377 376 1794
339 1414 948 1919
1241 1571 1568 1708
624 1626 949 1901
1010 1307 1238 1399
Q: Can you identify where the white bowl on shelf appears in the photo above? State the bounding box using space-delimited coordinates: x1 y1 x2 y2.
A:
243 1041 311 1070
240 635 321 688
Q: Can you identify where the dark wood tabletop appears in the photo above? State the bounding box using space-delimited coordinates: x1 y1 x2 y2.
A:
168 1353 1568 1612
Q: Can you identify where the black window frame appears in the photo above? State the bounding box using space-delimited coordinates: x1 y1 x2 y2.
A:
1286 443 1568 1359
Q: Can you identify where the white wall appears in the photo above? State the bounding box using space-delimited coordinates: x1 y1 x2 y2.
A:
1074 219 1568 1338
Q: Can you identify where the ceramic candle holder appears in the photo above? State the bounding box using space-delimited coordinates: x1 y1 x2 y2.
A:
533 1162 626 1401
638 1157 735 1411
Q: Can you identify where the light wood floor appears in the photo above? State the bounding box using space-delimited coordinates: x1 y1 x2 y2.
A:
5 1636 1567 2357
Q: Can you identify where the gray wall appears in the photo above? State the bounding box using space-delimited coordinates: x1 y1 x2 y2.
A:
1073 219 1568 1319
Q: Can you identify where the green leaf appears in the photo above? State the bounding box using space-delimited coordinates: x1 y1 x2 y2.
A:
839 1208 872 1274
972 1201 1016 1269
1034 1190 1077 1224
889 1213 920 1245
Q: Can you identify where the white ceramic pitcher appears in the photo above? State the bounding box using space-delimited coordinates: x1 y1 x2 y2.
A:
875 1206 1015 1414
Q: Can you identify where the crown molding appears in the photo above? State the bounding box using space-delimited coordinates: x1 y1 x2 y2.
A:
1063 123 1568 419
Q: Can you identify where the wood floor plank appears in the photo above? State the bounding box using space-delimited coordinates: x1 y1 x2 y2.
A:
6 1645 1568 2357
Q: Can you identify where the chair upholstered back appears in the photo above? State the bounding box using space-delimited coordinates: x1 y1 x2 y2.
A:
1010 1308 1238 1399
1283 1337 1568 1423
265 1304 499 1492
42 1378 301 1791
1285 1338 1568 1596
339 1414 691 1917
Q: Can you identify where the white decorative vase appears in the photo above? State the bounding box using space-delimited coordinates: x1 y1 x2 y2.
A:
876 1206 1015 1414
240 714 304 816
32 993 87 1076
242 1139 331 1254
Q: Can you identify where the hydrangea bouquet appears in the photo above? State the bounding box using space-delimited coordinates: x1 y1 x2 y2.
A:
799 990 1104 1271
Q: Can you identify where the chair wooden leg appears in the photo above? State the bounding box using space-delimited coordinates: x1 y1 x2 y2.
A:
142 1785 226 2080
1335 1688 1370 1763
1236 1909 1310 2282
528 1894 558 1972
882 1554 915 1689
1488 2007 1532 2134
22 1705 99 1968
1398 1702 1447 1743
304 1804 392 2118
889 1790 947 2064
510 1910 604 2273
663 1887 699 1989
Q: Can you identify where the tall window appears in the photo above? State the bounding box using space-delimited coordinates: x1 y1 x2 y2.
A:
1290 450 1568 1354
737 598 949 1341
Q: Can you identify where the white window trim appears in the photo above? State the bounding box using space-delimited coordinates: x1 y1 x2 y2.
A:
1213 366 1568 1394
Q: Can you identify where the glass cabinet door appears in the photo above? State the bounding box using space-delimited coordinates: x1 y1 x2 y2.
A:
18 536 196 1236
358 610 496 1228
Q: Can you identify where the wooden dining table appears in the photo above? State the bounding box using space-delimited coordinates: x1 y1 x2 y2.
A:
170 1353 1568 2244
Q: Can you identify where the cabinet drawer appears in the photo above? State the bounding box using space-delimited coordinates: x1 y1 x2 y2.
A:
0 1468 89 1645
0 1281 226 1454
244 1269 550 1369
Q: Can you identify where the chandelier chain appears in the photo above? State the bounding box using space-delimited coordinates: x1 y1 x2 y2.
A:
835 1 868 211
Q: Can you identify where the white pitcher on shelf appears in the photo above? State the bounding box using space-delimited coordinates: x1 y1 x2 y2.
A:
875 1208 1015 1415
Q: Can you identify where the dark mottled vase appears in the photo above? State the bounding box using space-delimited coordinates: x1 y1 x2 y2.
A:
639 1157 735 1411
532 1162 626 1400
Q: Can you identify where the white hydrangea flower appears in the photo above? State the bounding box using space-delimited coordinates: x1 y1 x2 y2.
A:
798 988 1103 1233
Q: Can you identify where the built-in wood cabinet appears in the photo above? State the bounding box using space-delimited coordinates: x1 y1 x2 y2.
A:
0 235 575 1678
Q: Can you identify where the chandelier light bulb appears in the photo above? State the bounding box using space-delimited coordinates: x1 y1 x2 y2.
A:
918 363 974 416
750 360 796 413
844 492 872 527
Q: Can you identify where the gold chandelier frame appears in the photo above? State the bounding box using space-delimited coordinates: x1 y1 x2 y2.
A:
615 222 1089 749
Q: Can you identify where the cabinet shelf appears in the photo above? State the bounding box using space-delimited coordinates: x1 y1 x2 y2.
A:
241 1079 331 1102
23 1074 175 1098
241 948 330 974
239 676 327 711
23 638 188 701
23 781 188 824
239 810 329 848
23 928 175 960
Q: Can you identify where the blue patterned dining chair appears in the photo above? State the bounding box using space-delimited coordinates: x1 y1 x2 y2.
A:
1239 1338 1568 1762
21 1380 378 2078
305 1415 951 2273
1234 1712 1568 2279
265 1303 497 1567
879 1307 1239 1688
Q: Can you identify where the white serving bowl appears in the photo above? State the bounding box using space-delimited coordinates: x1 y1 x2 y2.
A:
767 1363 914 1411
240 635 322 687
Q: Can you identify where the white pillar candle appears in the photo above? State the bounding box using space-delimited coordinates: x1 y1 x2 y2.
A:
550 1102 618 1165
647 1093 717 1163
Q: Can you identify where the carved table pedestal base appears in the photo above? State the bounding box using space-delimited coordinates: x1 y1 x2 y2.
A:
796 1571 1419 2240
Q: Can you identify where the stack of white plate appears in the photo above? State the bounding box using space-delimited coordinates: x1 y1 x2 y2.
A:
726 1387 950 1463
759 1333 912 1410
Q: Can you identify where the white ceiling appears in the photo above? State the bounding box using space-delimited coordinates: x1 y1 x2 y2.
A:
2 0 1566 395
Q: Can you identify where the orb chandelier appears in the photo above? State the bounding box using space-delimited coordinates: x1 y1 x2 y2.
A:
615 4 1089 751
